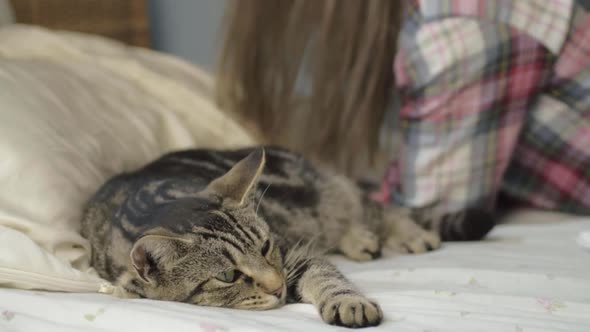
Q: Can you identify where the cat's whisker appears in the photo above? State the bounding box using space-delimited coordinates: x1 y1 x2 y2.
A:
256 183 272 216
284 238 322 285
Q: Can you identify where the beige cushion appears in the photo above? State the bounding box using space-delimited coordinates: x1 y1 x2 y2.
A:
0 25 254 292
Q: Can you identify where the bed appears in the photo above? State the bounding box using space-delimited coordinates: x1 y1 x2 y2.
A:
0 2 589 332
1 214 589 332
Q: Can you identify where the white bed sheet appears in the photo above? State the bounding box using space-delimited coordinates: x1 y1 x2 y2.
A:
1 216 589 332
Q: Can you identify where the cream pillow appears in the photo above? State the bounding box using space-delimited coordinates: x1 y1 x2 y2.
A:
0 25 254 292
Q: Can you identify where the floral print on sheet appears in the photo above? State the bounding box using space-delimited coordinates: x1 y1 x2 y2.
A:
536 298 567 313
200 322 229 332
1 310 15 321
465 277 487 289
84 308 106 322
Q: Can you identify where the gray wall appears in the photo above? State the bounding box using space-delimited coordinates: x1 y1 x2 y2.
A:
0 0 15 26
149 0 226 70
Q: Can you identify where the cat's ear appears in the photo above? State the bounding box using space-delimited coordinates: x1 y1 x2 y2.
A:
206 148 265 206
130 234 189 284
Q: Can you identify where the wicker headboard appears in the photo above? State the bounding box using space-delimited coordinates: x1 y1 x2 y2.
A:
8 0 150 47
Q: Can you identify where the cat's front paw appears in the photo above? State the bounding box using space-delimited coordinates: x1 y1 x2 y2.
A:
387 227 441 254
319 295 383 328
339 228 381 261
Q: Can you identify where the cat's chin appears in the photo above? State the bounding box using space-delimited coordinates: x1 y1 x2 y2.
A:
234 295 286 311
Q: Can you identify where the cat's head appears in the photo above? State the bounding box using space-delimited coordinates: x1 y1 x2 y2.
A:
123 149 286 309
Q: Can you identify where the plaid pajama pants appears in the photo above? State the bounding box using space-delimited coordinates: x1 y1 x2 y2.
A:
377 0 590 216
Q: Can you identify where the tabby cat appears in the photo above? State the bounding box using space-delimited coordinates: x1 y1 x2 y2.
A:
81 146 440 328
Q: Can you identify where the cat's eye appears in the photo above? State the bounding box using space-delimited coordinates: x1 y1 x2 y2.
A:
261 240 270 256
215 269 242 283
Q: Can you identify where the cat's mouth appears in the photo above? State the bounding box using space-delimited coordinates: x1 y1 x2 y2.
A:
234 284 287 310
236 298 285 310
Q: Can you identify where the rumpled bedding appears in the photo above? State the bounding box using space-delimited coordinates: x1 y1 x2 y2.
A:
2 215 589 331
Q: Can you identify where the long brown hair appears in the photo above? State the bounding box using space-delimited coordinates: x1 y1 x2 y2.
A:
217 0 402 176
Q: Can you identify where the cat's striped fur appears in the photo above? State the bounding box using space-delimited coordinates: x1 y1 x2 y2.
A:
81 146 440 328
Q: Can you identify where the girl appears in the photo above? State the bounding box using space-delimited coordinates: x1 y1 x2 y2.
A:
217 0 590 240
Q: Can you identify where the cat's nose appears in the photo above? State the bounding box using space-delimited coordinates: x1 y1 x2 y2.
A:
251 269 283 295
257 279 284 297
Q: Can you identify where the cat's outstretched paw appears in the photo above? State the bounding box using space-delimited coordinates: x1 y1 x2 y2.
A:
387 227 441 254
319 295 382 328
339 228 381 261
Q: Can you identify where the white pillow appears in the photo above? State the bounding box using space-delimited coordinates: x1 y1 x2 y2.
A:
0 25 255 292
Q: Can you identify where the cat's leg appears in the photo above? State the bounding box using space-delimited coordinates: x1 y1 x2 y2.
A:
383 207 441 254
411 206 496 241
290 257 382 328
338 225 381 261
